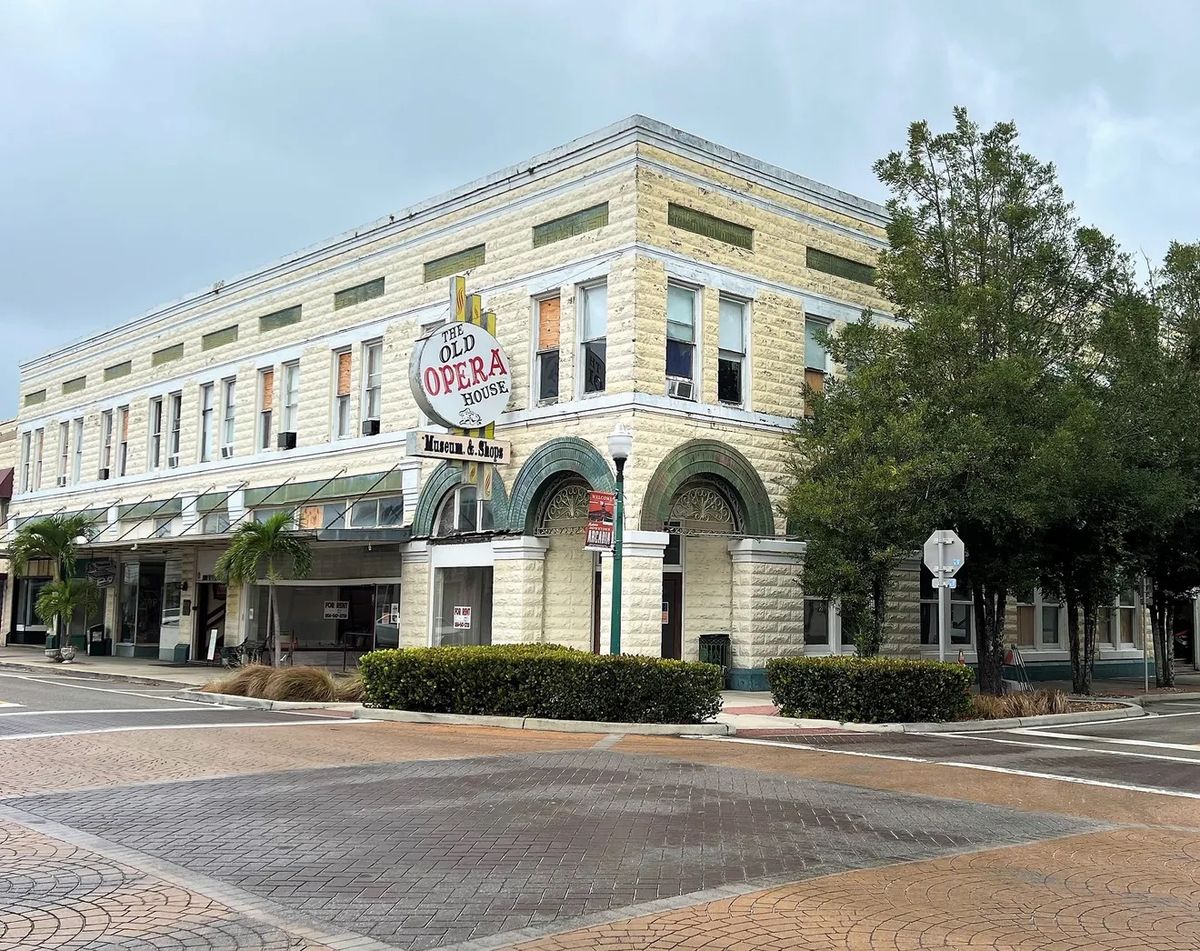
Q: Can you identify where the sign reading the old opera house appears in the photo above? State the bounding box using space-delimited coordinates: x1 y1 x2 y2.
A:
410 319 512 430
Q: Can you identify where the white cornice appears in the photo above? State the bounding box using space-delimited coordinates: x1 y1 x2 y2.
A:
20 115 889 376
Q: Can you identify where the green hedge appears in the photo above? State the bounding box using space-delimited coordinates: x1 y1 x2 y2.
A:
766 656 974 723
359 644 723 724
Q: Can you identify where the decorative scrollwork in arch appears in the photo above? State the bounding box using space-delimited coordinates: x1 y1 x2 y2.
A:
667 484 737 535
535 482 590 536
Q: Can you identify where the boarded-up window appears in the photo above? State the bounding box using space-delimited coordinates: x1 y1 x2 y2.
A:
24 389 45 406
803 368 825 418
532 203 609 248
667 203 753 250
259 305 302 333
104 361 132 381
336 351 352 397
538 297 561 351
260 369 274 410
806 247 876 286
152 343 185 366
423 245 485 283
333 277 385 310
62 376 86 395
299 505 324 530
202 325 239 351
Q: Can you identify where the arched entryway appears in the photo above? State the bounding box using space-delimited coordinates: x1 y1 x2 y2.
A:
642 440 774 660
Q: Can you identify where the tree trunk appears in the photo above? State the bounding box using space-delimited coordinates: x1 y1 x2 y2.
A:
1066 596 1084 694
269 583 281 667
1150 584 1175 688
974 583 1007 695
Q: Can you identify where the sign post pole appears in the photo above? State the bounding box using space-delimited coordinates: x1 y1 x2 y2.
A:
923 530 965 665
938 536 950 663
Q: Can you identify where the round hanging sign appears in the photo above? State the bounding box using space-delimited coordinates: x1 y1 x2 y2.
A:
409 321 512 429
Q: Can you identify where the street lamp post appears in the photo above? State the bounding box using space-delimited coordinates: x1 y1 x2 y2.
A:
607 423 632 655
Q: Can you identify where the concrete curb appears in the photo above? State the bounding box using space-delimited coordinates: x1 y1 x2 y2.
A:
1135 691 1200 706
180 690 360 712
0 659 202 689
828 700 1145 733
351 707 733 735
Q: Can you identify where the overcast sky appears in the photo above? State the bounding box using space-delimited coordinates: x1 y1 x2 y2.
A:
2 0 1198 415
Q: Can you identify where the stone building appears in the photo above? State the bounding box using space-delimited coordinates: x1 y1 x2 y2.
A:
2 117 1175 684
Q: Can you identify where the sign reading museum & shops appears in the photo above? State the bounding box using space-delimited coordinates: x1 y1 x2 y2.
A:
406 431 512 465
410 320 513 430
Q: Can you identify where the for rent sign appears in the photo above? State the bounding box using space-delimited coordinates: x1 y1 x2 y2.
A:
410 321 512 430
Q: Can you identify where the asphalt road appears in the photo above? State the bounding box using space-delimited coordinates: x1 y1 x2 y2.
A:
0 670 348 738
731 700 1200 798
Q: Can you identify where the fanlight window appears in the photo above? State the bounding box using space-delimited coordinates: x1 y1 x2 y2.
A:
434 484 494 536
535 482 590 536
666 484 737 535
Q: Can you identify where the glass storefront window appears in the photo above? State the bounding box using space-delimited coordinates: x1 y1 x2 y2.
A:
374 583 400 649
433 566 493 646
803 598 829 646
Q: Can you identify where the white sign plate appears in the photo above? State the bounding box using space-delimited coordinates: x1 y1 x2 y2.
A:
406 431 511 465
922 529 965 575
410 322 512 429
453 606 472 630
323 600 350 620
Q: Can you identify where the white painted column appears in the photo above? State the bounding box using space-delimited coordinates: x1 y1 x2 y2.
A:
599 530 669 656
492 536 549 645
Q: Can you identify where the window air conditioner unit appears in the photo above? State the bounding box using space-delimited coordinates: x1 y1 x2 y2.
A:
168 454 180 469
56 475 67 487
667 377 696 401
98 467 110 481
361 419 381 437
277 431 297 450
220 445 235 459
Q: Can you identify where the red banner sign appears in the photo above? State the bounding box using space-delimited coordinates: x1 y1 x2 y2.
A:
585 490 616 550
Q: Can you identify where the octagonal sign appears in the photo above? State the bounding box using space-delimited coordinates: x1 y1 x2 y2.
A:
922 529 965 575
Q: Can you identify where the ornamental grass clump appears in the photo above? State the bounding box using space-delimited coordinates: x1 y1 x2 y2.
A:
262 666 338 702
202 663 276 697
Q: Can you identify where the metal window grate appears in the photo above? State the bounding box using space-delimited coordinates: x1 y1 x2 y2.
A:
668 203 753 250
201 326 239 352
533 203 609 248
61 376 86 395
333 277 385 310
104 361 132 381
23 389 45 406
424 245 485 283
258 305 302 332
806 247 876 286
152 343 185 366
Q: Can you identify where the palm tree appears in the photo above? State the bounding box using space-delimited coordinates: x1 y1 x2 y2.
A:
36 579 102 656
9 513 97 655
215 512 312 666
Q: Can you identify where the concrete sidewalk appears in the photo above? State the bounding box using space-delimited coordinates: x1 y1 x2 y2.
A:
0 647 218 688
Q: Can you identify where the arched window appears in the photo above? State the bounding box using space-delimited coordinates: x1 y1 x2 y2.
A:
666 481 738 535
535 481 590 536
434 484 494 537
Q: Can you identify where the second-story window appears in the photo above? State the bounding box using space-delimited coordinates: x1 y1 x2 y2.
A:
167 392 182 467
362 341 382 425
100 410 114 477
534 295 560 405
19 432 31 492
116 406 128 477
32 428 44 489
281 361 300 434
71 417 83 484
199 383 215 463
258 368 274 452
718 297 747 406
57 421 70 485
221 378 236 458
579 283 607 395
333 349 352 439
148 397 164 470
805 317 830 390
666 284 697 398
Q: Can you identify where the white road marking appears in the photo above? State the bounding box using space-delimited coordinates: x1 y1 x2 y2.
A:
1008 728 1200 753
704 735 1200 801
0 719 376 741
0 706 238 717
936 731 1200 764
12 675 213 705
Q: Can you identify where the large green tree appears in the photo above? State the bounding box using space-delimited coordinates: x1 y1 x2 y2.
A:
216 512 312 666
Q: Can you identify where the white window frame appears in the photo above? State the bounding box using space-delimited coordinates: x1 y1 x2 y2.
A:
57 421 70 483
1015 588 1064 651
332 348 352 440
100 410 114 475
1099 586 1141 649
167 391 182 467
532 293 561 407
257 368 274 453
31 428 43 490
281 361 300 434
19 432 31 493
220 378 236 457
433 484 494 536
919 565 975 650
805 316 832 372
115 406 129 476
717 294 749 407
665 281 700 396
199 383 215 463
577 281 608 398
802 594 850 655
148 397 164 471
70 417 83 484
361 340 382 424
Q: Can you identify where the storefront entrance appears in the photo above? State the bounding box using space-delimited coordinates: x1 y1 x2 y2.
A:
250 581 401 666
432 566 493 646
118 561 164 657
193 581 227 661
1173 596 1196 667
661 573 682 660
